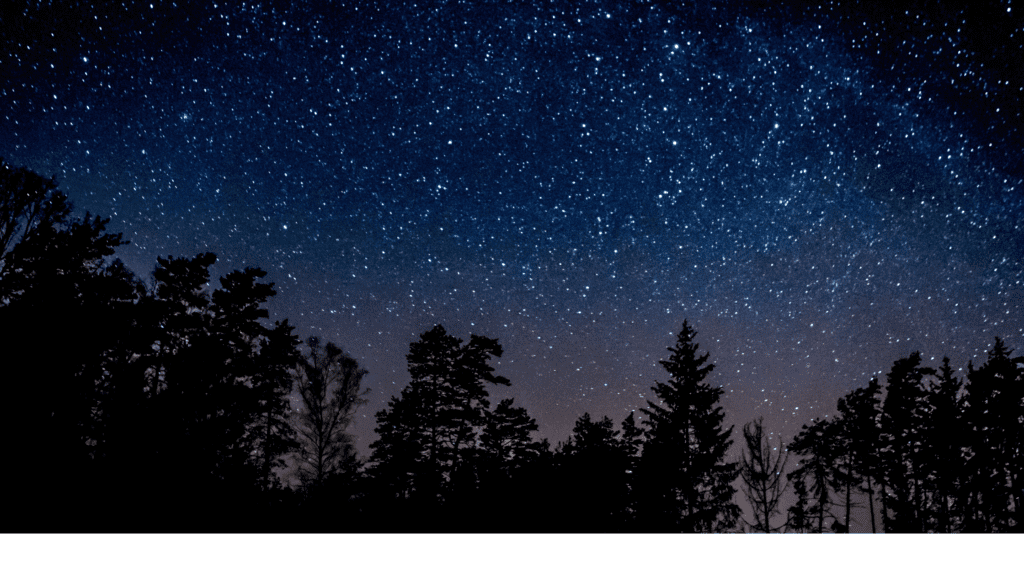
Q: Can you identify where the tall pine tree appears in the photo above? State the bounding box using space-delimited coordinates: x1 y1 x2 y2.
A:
636 320 739 532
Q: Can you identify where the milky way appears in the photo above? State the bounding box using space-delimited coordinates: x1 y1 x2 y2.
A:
3 1 1022 452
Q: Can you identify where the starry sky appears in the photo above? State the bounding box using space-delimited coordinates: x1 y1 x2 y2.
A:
3 0 1022 455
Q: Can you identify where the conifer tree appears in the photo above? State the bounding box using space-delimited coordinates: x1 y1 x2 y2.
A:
555 413 632 531
620 411 644 527
927 357 965 532
788 417 838 533
786 473 812 533
0 160 132 528
880 352 935 532
962 338 1023 532
636 320 739 532
834 378 884 533
480 398 543 473
368 325 509 517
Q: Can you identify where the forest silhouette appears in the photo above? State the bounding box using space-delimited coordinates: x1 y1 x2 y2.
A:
1 159 1020 533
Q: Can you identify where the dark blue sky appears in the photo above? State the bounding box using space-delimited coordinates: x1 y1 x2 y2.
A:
3 0 1022 453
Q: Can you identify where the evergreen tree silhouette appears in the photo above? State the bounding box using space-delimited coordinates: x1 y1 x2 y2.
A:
368 325 509 530
926 357 966 532
111 253 301 528
962 338 1023 532
880 351 935 533
739 417 788 532
250 320 302 496
0 160 132 529
477 397 546 531
636 320 740 532
834 378 884 533
620 411 644 528
480 397 544 473
210 268 297 505
553 412 632 531
786 472 812 533
788 418 839 533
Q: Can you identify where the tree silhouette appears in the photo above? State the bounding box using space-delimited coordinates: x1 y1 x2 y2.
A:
739 417 788 532
962 338 1023 532
552 412 633 531
833 378 884 533
620 411 644 527
636 320 739 532
0 160 134 529
293 337 368 494
476 397 547 531
880 351 935 532
250 320 303 495
0 159 73 288
368 325 509 529
925 357 966 532
788 418 839 533
786 472 812 533
480 397 543 472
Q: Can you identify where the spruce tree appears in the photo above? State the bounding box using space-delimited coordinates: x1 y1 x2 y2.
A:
927 357 965 532
636 320 739 532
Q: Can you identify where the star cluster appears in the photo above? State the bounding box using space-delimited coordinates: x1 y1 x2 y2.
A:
3 0 1021 450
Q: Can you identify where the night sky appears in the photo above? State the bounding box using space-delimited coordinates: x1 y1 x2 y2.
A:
3 0 1022 456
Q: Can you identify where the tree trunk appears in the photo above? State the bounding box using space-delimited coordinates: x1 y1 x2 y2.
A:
263 409 272 490
866 476 876 533
880 482 889 533
845 471 852 532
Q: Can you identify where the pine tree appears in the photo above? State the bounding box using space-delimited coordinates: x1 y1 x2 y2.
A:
788 418 839 533
368 325 509 523
636 320 739 532
480 398 543 472
927 357 965 532
962 338 1023 532
880 352 935 532
476 397 545 530
786 472 812 533
0 160 132 528
620 411 644 528
834 378 884 533
555 412 632 531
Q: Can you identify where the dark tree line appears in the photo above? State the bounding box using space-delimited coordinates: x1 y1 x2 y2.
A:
1 159 1020 532
783 347 1023 533
0 160 364 530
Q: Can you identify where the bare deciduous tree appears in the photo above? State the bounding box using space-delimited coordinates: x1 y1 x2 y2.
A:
293 337 368 491
740 417 789 532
